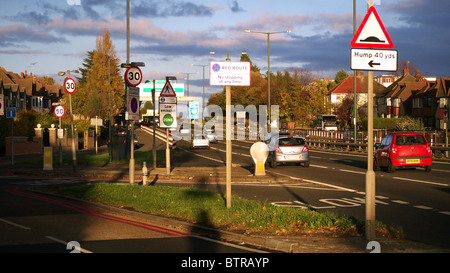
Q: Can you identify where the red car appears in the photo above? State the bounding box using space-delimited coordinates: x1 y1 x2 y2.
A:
374 132 432 173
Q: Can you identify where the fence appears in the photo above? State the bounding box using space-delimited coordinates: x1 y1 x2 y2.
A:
290 129 450 159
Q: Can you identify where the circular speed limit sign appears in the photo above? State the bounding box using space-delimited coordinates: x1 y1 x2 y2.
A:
125 66 142 87
54 105 65 118
64 77 76 94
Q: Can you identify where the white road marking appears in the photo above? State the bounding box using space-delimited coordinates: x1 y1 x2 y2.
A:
0 218 31 230
392 177 449 187
45 236 93 253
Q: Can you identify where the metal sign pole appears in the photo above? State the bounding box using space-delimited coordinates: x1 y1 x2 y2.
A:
225 57 232 208
365 0 376 241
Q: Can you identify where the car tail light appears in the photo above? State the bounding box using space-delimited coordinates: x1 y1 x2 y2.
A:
302 145 308 153
275 147 282 153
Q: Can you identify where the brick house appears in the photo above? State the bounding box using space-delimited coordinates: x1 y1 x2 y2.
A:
375 68 450 129
0 66 62 114
327 71 386 112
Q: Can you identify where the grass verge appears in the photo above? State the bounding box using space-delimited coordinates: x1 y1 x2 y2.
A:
56 183 404 238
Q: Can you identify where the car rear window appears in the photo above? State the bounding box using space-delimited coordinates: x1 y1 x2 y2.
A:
395 134 427 145
278 137 305 146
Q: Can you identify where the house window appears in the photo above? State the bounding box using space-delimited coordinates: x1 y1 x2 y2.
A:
413 98 422 108
393 98 400 107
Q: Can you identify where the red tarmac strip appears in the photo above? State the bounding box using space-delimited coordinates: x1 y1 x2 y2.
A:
5 188 191 237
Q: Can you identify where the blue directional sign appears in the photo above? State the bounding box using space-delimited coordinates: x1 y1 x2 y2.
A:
6 107 16 118
189 102 199 119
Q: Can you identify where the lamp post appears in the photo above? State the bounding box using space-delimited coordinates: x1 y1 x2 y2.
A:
177 72 199 124
145 80 157 170
210 51 246 209
58 69 79 172
190 64 208 120
244 29 292 130
176 72 198 98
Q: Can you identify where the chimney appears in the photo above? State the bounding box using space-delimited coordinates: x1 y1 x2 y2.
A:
21 72 24 78
403 67 409 76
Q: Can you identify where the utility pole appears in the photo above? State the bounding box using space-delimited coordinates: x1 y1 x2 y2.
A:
126 0 135 185
353 0 358 143
365 0 376 241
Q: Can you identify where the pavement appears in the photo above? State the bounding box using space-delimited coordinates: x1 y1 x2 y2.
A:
1 147 450 253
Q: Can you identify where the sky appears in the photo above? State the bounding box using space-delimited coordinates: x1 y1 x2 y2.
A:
1 0 449 104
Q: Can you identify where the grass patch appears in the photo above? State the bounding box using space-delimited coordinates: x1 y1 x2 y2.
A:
56 183 403 238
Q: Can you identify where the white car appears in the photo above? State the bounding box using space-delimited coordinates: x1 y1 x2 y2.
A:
205 129 218 143
191 134 210 149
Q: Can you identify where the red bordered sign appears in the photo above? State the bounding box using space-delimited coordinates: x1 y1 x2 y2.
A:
64 77 76 94
125 66 142 87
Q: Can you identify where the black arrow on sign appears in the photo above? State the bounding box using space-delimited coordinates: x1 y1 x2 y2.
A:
368 60 381 68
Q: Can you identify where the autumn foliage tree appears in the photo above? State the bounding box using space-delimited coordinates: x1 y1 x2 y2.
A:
64 29 125 121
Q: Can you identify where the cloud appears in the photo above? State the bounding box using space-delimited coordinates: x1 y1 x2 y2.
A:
6 11 51 25
131 0 214 18
228 1 245 13
0 24 68 47
0 49 49 55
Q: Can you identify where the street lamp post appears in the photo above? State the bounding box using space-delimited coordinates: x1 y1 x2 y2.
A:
145 80 157 170
244 29 292 130
177 72 199 125
190 64 208 119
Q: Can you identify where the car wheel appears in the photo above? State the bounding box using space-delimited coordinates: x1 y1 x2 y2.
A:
303 161 310 168
425 165 432 172
269 154 277 168
373 158 380 171
387 159 396 173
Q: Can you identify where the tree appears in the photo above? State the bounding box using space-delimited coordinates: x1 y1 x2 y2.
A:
64 29 125 121
335 69 349 84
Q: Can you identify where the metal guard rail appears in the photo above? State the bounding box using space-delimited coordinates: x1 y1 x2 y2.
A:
305 137 450 159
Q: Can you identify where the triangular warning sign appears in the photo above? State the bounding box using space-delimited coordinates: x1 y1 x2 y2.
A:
160 80 176 97
351 6 394 49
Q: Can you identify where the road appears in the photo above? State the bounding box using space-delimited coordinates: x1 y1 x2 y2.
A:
166 134 450 249
0 175 265 254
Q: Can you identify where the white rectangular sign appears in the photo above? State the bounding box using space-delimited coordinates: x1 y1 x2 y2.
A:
159 103 177 128
350 48 397 72
210 61 251 86
138 81 184 101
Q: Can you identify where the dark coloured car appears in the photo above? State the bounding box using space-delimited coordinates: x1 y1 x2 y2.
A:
374 132 432 173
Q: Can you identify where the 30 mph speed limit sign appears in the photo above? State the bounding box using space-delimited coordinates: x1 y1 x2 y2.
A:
64 77 76 94
54 105 65 118
125 66 142 87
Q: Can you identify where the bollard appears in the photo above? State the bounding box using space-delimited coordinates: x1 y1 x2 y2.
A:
142 161 148 186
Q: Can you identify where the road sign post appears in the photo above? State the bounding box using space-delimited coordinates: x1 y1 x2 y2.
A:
210 59 251 208
350 2 395 240
54 105 65 166
64 77 77 172
159 79 177 175
123 64 143 185
6 107 16 166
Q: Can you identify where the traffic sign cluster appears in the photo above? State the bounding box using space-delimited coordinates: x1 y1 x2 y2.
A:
350 6 397 72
